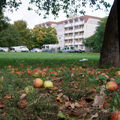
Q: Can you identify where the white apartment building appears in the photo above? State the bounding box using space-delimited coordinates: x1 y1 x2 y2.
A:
37 15 101 51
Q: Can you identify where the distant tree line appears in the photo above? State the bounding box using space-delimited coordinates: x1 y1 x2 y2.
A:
0 16 58 49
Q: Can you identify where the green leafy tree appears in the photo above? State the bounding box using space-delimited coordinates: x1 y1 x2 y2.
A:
84 17 107 52
0 24 22 47
13 20 34 49
32 26 58 48
0 13 9 32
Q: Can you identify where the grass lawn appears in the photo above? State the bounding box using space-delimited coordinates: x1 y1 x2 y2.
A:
0 52 100 67
0 52 120 120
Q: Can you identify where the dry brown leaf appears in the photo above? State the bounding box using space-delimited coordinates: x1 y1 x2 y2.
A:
91 113 98 119
0 104 6 109
79 99 88 107
74 102 81 108
57 96 63 103
70 103 75 109
92 95 105 108
63 95 69 101
50 86 58 90
37 116 42 120
59 104 66 110
20 93 27 100
4 94 12 99
65 102 71 107
57 93 63 97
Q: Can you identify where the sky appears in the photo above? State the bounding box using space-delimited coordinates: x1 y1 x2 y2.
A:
4 0 114 29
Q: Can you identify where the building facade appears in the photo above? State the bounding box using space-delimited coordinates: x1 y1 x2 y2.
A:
37 15 101 51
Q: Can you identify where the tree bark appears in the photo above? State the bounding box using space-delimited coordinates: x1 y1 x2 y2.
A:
100 0 120 67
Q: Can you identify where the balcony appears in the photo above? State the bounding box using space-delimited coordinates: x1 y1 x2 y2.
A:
74 29 84 33
64 30 74 34
64 23 74 27
74 22 84 26
74 35 83 39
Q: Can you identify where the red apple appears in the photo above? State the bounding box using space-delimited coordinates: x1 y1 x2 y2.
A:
106 81 118 91
103 101 110 109
27 70 32 75
33 78 43 88
111 111 120 120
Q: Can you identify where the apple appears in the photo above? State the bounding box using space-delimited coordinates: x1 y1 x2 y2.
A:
32 72 40 77
115 71 120 76
44 81 53 88
33 78 43 88
24 86 34 94
106 81 118 91
27 70 32 75
111 111 120 120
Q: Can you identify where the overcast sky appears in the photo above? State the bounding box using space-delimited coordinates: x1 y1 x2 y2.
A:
4 0 114 29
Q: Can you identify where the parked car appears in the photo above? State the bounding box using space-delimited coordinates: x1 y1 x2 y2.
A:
62 46 84 53
0 47 9 52
62 46 75 53
74 49 84 53
30 48 42 52
10 46 29 52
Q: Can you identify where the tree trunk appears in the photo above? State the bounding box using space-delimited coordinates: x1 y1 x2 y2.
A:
99 0 120 67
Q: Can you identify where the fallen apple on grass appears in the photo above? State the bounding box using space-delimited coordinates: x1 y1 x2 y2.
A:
33 78 43 88
111 111 120 120
44 81 53 88
115 71 120 76
24 86 34 94
106 81 118 91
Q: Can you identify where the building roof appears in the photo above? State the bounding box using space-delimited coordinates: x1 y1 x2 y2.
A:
37 15 102 27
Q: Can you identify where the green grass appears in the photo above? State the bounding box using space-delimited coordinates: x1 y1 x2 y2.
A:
0 52 100 67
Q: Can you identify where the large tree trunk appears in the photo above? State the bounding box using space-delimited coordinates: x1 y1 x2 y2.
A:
99 0 120 67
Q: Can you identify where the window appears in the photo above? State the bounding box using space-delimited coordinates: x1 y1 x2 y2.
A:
65 21 68 24
74 18 78 22
80 16 84 21
69 20 73 23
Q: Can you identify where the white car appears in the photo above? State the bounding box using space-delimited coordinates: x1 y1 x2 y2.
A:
10 46 29 52
62 46 75 53
0 47 9 52
30 48 42 52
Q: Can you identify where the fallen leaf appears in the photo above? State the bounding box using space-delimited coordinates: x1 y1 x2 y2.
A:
4 94 12 99
70 103 75 109
20 93 27 100
92 95 105 108
91 113 98 119
37 116 42 120
74 102 81 108
57 111 66 119
57 93 63 97
57 96 63 103
0 104 6 109
63 95 69 101
65 102 71 107
50 86 58 90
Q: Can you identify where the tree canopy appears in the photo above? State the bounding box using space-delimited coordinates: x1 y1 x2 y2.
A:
1 0 111 17
32 26 58 48
0 24 22 47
